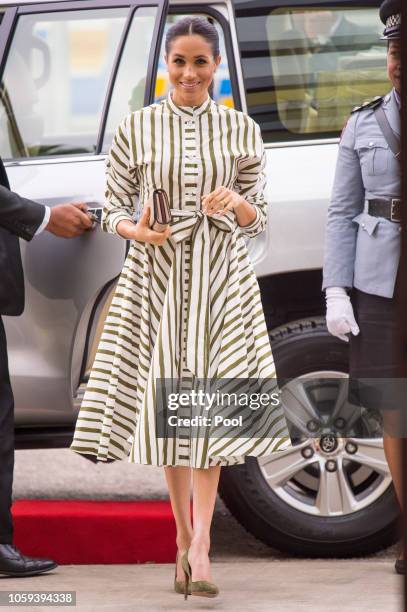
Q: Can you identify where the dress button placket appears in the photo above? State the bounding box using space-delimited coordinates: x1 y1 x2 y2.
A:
183 114 198 209
180 114 197 463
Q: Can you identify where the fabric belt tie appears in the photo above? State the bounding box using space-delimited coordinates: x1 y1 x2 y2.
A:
169 209 236 378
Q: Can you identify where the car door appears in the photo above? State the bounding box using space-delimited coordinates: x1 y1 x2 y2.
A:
0 0 168 426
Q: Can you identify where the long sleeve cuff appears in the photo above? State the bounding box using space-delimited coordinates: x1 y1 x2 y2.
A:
34 205 51 235
102 209 135 234
238 205 265 238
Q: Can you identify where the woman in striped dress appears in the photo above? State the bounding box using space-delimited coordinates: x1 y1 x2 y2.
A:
71 17 291 598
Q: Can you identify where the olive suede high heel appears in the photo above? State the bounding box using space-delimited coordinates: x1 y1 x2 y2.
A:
181 550 219 600
174 551 191 595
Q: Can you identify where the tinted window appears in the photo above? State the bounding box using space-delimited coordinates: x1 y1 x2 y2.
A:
102 6 158 152
234 4 388 142
0 8 127 159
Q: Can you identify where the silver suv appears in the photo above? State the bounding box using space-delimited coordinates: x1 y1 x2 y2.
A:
1 0 398 557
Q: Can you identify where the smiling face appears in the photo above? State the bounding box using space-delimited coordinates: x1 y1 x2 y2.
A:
165 34 221 107
387 40 401 94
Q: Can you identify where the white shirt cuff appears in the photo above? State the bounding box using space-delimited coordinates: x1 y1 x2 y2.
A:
34 205 51 235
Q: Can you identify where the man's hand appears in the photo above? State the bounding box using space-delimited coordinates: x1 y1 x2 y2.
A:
45 203 94 238
325 286 360 342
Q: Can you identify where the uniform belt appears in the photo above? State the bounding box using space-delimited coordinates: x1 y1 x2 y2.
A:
367 198 402 223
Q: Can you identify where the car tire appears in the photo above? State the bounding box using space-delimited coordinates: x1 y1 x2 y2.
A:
218 318 401 557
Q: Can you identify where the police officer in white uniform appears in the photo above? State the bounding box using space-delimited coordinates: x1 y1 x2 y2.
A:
323 0 404 575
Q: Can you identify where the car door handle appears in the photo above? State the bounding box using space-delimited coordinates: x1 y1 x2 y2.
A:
86 205 103 224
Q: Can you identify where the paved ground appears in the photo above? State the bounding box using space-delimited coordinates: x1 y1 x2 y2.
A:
0 561 403 612
4 449 403 611
14 449 168 501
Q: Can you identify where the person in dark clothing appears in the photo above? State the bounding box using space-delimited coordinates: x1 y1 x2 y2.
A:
0 156 93 576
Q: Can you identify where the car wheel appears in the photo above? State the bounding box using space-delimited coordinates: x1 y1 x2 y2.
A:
218 318 400 557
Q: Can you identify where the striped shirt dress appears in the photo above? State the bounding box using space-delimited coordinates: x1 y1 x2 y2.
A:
70 91 292 468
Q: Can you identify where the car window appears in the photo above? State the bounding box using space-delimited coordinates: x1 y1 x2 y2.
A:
102 12 234 154
102 6 159 152
234 4 388 143
0 8 128 159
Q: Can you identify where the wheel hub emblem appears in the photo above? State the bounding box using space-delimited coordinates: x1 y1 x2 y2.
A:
319 434 338 454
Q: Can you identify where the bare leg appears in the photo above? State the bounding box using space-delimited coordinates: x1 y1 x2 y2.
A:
383 410 404 560
164 466 193 580
188 466 221 581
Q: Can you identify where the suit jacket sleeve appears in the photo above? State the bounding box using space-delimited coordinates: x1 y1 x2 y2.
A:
322 113 365 290
0 184 46 241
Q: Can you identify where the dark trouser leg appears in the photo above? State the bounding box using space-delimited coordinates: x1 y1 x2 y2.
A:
0 318 14 544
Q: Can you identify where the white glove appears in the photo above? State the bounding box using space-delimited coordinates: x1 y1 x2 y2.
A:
325 286 360 343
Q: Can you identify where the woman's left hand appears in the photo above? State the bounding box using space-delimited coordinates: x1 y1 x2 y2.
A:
202 187 245 217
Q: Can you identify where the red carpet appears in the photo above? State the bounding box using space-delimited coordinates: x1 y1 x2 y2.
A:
12 500 177 564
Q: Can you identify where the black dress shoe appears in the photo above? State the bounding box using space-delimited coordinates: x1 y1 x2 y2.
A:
395 559 405 575
0 545 58 577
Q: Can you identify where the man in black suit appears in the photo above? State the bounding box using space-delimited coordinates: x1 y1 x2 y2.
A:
0 157 93 576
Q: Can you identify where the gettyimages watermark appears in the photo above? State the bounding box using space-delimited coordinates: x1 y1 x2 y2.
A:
155 378 283 439
154 377 407 439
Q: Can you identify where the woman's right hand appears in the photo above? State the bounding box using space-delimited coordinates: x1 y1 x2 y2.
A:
116 205 171 246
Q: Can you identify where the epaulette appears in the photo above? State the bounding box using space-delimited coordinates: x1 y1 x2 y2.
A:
350 96 384 114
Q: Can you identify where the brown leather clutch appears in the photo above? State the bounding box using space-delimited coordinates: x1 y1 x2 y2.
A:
149 189 171 232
